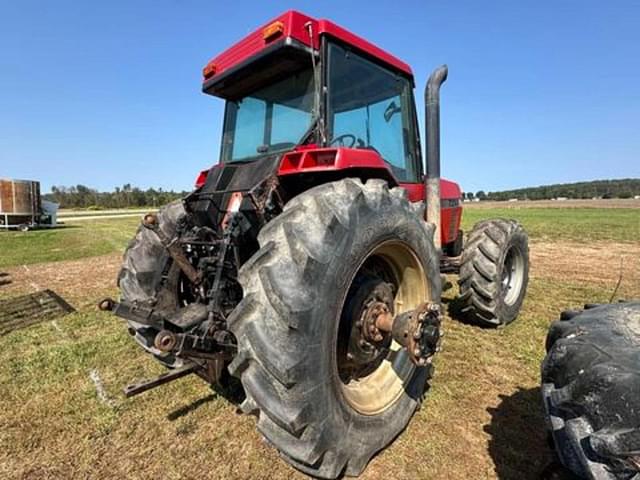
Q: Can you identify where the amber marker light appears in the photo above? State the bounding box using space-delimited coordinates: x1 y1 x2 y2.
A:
202 62 217 79
263 21 284 41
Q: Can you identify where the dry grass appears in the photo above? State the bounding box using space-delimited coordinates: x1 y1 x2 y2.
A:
0 253 121 307
531 240 640 287
1 208 639 480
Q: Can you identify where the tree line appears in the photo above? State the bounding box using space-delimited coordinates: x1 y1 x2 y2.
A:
462 178 640 201
44 178 639 208
43 184 190 209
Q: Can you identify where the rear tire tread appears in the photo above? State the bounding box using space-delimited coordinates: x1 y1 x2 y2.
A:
227 178 440 478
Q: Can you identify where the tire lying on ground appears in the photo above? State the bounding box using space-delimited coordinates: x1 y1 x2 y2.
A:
227 178 441 479
541 302 640 479
458 218 529 327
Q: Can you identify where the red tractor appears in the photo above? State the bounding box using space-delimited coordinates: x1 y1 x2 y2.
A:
102 11 529 478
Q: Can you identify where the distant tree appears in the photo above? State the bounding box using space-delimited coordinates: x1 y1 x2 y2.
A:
476 190 487 200
43 184 189 209
469 179 640 201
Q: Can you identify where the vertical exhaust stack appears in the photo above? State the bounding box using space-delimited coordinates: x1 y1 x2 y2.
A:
424 65 448 252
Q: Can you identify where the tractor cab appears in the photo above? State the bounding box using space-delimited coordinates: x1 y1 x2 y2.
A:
205 24 420 183
199 10 461 248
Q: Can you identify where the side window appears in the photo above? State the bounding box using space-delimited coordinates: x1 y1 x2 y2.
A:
327 43 418 182
229 97 266 160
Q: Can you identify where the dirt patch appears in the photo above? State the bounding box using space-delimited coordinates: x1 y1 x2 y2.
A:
0 253 121 308
530 241 640 290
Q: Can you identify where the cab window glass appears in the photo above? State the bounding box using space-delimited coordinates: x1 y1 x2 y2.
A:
327 43 418 182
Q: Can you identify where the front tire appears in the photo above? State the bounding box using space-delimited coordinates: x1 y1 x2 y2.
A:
458 218 529 327
227 178 441 478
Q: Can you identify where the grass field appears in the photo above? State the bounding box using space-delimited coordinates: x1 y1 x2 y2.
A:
0 204 639 479
462 206 639 243
0 217 139 268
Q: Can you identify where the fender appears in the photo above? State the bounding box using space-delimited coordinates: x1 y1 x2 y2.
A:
193 147 462 246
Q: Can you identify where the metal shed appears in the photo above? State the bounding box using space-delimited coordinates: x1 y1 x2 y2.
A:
0 178 42 230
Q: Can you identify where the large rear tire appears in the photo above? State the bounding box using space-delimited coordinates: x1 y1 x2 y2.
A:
542 302 640 479
458 218 529 327
227 178 441 478
117 200 187 367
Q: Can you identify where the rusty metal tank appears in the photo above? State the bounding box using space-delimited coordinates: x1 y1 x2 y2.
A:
0 179 41 215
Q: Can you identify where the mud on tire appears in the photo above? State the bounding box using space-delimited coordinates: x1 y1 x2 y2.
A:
458 218 529 327
542 302 640 479
227 178 441 479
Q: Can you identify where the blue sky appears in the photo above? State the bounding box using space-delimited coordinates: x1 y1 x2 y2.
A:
1 0 639 194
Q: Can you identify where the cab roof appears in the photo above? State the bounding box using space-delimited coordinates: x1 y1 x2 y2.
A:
202 10 412 91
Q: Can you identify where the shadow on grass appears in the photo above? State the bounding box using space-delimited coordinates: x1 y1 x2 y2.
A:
168 394 217 421
442 294 497 329
0 272 11 287
167 374 245 421
41 224 82 230
484 387 558 479
0 224 81 232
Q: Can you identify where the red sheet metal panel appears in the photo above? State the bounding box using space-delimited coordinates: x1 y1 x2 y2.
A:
202 10 412 86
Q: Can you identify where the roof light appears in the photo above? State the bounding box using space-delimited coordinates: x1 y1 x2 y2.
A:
202 62 217 79
263 21 284 42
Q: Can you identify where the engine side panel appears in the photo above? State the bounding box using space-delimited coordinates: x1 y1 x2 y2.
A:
401 181 462 246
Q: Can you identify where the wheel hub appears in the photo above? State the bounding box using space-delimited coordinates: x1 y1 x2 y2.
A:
359 300 390 344
501 246 525 306
336 241 435 415
340 278 394 379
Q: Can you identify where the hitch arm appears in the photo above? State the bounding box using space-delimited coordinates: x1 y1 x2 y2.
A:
123 363 199 398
